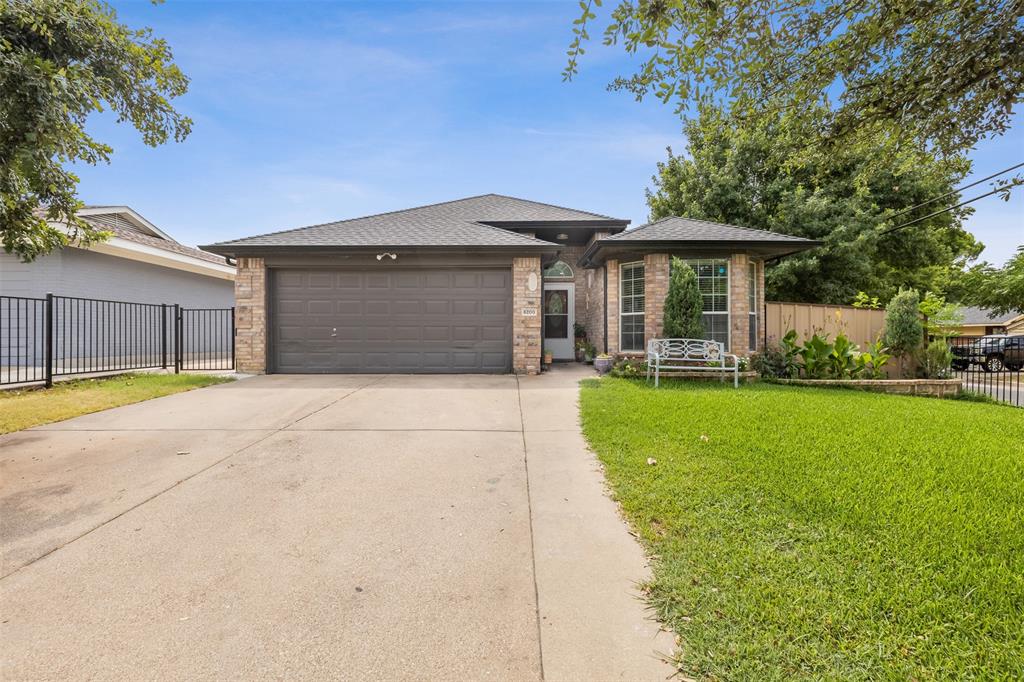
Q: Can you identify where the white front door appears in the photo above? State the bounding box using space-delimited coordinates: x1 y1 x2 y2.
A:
543 283 575 360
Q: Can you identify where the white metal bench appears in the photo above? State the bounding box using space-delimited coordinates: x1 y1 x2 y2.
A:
646 338 739 388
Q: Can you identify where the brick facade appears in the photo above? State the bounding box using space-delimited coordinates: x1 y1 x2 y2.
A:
513 256 542 374
605 259 619 354
601 252 766 358
729 253 750 355
643 253 669 345
234 257 267 374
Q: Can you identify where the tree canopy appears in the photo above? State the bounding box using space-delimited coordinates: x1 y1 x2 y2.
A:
958 247 1024 315
647 106 983 303
0 0 191 261
565 0 1024 159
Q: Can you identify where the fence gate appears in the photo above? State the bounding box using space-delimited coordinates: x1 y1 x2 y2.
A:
176 307 236 372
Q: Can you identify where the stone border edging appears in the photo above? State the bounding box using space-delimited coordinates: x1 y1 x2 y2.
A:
771 377 963 397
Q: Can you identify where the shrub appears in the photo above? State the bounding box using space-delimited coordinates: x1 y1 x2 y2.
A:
916 340 954 379
750 342 797 378
884 288 923 377
609 357 648 378
663 259 704 338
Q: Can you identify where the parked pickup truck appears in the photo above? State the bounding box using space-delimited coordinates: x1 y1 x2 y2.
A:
951 335 1024 372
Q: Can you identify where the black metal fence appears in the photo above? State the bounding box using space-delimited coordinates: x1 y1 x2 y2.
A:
1 294 234 387
948 336 1022 407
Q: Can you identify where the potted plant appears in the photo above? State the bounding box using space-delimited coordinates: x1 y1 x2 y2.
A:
594 353 613 374
583 342 595 364
543 348 553 365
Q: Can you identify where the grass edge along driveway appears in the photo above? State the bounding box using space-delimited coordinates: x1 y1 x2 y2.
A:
580 378 1024 680
1 373 233 434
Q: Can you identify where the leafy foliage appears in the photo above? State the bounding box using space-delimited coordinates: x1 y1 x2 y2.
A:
918 291 964 338
0 0 191 261
884 289 924 375
646 105 982 303
564 0 1024 160
957 246 1024 316
662 258 704 338
756 329 890 379
916 340 955 380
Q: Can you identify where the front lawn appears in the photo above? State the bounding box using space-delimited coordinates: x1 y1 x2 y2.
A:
580 379 1024 680
0 373 233 434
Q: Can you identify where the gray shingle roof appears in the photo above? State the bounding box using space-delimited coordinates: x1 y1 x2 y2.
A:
605 216 817 243
958 306 1020 325
206 194 624 250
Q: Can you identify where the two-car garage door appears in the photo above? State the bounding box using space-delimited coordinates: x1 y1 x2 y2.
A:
270 268 512 373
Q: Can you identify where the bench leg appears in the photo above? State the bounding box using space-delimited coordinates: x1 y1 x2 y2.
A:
646 362 651 383
734 368 738 388
655 363 660 388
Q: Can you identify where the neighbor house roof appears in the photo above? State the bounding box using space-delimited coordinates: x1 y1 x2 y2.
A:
958 306 1022 326
37 206 234 280
83 216 229 266
580 216 821 266
202 194 628 255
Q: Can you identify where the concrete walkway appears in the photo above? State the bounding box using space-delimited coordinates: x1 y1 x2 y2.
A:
1 367 671 680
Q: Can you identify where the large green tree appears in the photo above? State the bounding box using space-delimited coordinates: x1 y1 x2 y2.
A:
0 0 191 261
957 247 1024 315
647 106 983 303
565 0 1024 159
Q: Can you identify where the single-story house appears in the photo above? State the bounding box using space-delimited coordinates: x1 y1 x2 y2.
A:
202 194 818 375
954 306 1024 337
1 206 235 306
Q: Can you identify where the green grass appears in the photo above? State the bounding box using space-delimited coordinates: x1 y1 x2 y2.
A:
0 373 232 434
580 378 1024 680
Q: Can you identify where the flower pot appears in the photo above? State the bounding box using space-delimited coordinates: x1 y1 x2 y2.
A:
543 352 553 365
594 357 613 374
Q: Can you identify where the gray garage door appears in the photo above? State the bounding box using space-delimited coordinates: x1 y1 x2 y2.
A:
271 268 512 373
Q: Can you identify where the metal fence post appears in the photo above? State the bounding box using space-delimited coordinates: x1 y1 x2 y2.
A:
161 303 168 369
174 304 181 374
44 292 54 388
230 306 236 370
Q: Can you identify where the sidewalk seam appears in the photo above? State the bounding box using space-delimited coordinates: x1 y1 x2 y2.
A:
514 373 546 681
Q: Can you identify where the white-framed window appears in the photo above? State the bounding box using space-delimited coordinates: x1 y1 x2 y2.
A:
619 261 645 351
748 261 758 351
543 260 574 279
682 259 729 347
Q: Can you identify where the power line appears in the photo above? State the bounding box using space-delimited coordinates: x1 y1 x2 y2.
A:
884 160 1024 223
880 181 1023 235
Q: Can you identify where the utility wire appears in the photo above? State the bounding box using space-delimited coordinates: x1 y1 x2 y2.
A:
884 161 1024 223
880 181 1023 235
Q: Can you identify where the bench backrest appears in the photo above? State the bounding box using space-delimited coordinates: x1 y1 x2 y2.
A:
647 338 725 362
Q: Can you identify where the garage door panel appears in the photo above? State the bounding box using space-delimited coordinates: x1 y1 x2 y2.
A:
271 268 511 373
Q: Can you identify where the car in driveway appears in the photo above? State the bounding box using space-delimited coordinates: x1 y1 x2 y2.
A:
951 335 1024 372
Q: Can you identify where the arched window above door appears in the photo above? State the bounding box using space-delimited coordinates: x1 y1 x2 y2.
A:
543 260 574 279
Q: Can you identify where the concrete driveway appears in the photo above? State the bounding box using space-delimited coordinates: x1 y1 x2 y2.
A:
0 367 671 680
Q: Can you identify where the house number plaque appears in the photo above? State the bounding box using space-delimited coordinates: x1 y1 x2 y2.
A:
520 307 538 316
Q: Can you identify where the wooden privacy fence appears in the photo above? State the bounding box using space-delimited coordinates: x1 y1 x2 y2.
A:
764 302 886 349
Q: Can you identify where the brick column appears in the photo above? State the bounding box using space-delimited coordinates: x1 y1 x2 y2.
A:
644 253 669 344
729 252 749 355
513 256 542 374
606 259 619 354
756 259 766 351
235 257 267 374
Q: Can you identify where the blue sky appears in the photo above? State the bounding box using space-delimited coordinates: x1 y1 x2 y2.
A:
78 0 1022 265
